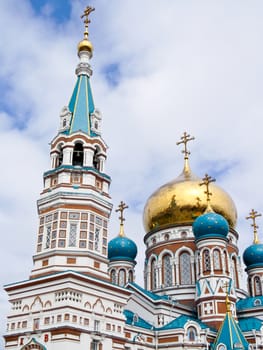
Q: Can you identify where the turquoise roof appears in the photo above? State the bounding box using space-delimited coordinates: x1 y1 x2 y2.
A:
239 317 263 332
158 315 211 331
193 212 229 241
21 338 47 350
108 235 137 262
237 296 263 310
44 165 111 181
128 282 169 301
124 309 154 330
212 312 249 350
243 243 263 270
67 75 97 136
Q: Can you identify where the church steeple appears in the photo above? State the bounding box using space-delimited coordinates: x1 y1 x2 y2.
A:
59 6 101 137
31 7 112 280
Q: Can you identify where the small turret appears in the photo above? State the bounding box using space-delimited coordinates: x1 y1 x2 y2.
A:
108 201 137 286
243 209 263 296
193 174 237 330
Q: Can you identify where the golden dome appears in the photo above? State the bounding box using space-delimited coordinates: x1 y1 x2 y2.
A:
78 38 93 55
143 160 237 232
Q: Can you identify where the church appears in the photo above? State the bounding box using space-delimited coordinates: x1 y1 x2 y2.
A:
3 6 263 350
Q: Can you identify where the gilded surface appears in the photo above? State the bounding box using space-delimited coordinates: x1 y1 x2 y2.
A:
143 167 237 232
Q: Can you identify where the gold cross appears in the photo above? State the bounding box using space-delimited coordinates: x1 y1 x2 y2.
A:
176 132 195 159
246 209 261 244
116 201 129 226
81 6 95 36
199 173 216 204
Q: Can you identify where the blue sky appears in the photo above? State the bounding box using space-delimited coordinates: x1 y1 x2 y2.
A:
29 0 72 23
2 0 263 346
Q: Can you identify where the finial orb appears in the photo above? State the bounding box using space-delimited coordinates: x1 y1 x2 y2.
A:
78 39 93 55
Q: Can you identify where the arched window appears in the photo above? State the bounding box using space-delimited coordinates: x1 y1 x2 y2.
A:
248 277 253 296
151 259 157 290
203 249 211 271
128 270 133 283
119 269 126 286
111 270 116 284
63 118 67 127
73 143 83 166
213 249 221 270
57 144 63 167
163 254 172 287
254 276 262 296
231 257 239 288
224 251 229 273
180 252 192 285
187 326 197 341
93 146 100 170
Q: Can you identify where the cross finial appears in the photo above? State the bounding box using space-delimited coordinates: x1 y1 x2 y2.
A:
246 209 261 244
199 173 216 206
81 6 95 38
116 201 128 236
176 132 195 160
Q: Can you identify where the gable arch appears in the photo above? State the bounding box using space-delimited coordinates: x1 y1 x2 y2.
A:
21 338 46 350
175 246 194 259
158 249 173 261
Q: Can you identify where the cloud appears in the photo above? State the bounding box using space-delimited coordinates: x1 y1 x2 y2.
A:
1 0 263 345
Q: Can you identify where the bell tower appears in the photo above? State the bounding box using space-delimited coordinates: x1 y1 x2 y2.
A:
30 6 112 281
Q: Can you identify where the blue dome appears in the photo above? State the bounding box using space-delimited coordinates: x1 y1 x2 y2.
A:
243 243 263 270
193 211 229 241
108 235 137 262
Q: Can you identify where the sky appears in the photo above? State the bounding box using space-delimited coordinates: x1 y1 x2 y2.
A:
1 0 263 344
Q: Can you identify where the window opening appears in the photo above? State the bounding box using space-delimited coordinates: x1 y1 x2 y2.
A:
45 225 51 249
119 269 125 286
73 143 84 166
151 259 157 290
213 249 221 270
58 146 63 166
128 270 133 283
93 147 100 170
180 252 192 284
187 326 197 341
111 270 116 284
255 276 262 296
163 254 172 287
204 249 211 271
94 320 100 332
95 227 100 251
69 223 77 247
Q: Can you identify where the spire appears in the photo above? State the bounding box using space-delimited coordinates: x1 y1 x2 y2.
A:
116 201 128 237
246 209 261 244
212 281 249 349
176 132 195 179
62 6 101 137
199 173 216 213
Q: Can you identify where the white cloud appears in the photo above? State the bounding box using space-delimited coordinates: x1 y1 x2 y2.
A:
1 0 263 345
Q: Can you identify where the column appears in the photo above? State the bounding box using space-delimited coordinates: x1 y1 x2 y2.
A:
84 147 94 167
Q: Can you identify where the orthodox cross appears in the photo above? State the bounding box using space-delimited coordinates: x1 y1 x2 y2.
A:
246 209 261 244
199 173 216 204
81 6 95 36
116 201 129 226
176 132 195 159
